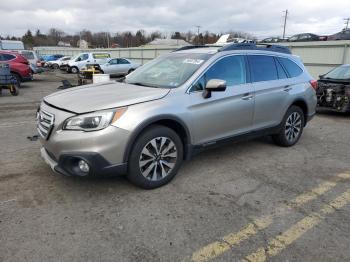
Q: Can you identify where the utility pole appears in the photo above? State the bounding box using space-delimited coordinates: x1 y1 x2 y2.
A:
195 25 201 45
344 18 350 30
282 9 288 39
106 32 110 48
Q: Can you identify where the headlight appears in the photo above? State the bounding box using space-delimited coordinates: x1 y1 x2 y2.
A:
63 108 127 131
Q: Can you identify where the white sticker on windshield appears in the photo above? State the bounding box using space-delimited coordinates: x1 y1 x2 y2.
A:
183 59 204 65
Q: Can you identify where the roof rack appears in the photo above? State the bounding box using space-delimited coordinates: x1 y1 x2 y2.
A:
218 43 291 54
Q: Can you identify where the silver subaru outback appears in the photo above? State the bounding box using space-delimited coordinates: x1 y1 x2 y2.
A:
38 44 317 189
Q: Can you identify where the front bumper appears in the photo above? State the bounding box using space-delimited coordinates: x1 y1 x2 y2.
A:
41 147 127 177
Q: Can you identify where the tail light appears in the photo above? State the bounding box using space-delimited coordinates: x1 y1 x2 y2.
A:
310 80 318 90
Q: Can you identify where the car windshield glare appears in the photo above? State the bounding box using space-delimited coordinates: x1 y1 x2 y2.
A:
324 65 350 80
125 52 212 88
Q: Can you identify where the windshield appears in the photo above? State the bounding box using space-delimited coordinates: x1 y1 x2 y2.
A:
324 65 350 80
125 52 212 88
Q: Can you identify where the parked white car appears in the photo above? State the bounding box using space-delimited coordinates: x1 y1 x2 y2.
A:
47 56 71 69
100 58 141 76
67 52 111 73
18 50 40 65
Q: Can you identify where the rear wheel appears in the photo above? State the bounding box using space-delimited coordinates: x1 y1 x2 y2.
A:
11 73 21 87
52 64 59 69
10 84 19 96
127 125 183 189
272 106 305 147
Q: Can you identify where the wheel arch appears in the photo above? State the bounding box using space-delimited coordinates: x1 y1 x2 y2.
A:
123 115 192 163
290 99 308 126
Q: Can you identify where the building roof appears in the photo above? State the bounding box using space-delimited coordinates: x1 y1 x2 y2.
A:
147 38 190 46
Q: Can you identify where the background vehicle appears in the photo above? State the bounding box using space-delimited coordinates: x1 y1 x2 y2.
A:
38 43 317 189
317 64 350 112
18 50 40 65
67 52 111 73
288 33 323 42
100 58 141 76
48 56 71 69
0 63 19 96
39 54 64 67
0 40 24 50
18 50 43 74
260 37 284 43
0 51 32 84
328 29 350 40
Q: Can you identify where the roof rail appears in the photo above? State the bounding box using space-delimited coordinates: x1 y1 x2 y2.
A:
218 43 291 54
173 45 221 52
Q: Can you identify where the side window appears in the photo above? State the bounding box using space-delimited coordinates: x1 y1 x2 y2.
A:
192 55 246 91
278 57 303 78
275 58 288 79
118 58 130 64
248 55 278 82
109 59 118 64
0 54 3 61
82 54 89 60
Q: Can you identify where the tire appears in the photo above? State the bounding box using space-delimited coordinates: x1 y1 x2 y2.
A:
127 125 183 189
272 106 305 147
52 64 59 69
11 73 21 87
71 67 79 74
10 84 19 96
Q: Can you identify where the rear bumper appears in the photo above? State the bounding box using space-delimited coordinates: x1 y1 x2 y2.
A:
41 147 127 177
21 74 33 81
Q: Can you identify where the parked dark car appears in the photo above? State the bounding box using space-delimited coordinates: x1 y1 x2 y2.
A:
328 29 350 40
288 33 323 42
0 51 32 84
260 37 285 43
317 64 350 113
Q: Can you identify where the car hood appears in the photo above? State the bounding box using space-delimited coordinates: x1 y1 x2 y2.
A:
44 81 170 114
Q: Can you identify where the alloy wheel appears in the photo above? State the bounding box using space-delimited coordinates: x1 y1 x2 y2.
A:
285 112 302 143
139 137 178 181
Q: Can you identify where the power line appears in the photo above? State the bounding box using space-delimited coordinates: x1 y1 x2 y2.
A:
345 18 350 30
282 9 288 39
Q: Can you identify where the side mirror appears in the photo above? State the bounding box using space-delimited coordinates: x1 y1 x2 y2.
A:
203 79 227 98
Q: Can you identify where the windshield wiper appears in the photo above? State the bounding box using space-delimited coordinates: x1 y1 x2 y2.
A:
128 82 160 88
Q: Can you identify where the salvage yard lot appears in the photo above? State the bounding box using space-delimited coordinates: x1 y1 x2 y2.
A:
0 72 349 262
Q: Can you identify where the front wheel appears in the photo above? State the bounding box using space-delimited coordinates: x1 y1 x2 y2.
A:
127 125 183 189
272 106 305 147
70 67 79 74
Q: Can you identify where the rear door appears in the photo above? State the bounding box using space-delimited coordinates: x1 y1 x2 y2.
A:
188 55 255 145
248 54 291 129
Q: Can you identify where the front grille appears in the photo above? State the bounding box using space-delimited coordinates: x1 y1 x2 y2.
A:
37 108 55 139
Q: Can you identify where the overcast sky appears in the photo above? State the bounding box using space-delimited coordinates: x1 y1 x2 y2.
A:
1 0 349 38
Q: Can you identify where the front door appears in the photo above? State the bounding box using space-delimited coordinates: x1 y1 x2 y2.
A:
188 55 255 145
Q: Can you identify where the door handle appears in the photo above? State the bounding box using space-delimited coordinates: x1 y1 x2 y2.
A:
242 93 253 100
283 85 292 92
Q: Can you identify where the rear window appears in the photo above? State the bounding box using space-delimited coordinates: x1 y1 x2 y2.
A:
93 53 110 59
278 57 303 78
248 55 278 82
275 58 288 79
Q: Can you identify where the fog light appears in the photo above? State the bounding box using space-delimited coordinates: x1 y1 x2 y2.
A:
78 160 90 173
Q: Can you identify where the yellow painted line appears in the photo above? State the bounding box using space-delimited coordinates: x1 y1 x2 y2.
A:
190 172 350 262
244 189 350 262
